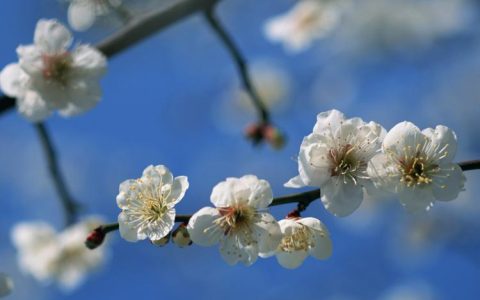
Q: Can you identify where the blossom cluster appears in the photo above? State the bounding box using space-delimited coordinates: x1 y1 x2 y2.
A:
287 109 466 215
112 109 466 270
11 217 108 290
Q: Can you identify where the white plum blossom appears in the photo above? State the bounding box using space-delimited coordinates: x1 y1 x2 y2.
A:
187 175 282 266
11 217 107 290
285 109 385 217
264 0 346 53
0 19 107 122
0 273 13 297
368 122 466 212
116 165 189 243
67 0 123 31
266 217 332 269
331 0 471 57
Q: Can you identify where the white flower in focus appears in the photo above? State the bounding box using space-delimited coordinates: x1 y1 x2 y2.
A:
368 122 466 212
0 273 13 297
0 19 107 122
11 217 108 290
285 109 385 217
67 0 123 31
264 0 344 52
187 175 282 266
116 165 189 243
270 217 332 269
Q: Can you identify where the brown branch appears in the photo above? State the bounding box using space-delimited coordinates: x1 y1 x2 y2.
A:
0 0 220 115
203 7 270 124
35 123 80 226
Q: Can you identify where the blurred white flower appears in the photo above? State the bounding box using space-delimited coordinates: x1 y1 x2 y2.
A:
67 0 123 31
0 19 107 122
368 122 466 212
187 175 282 266
11 217 107 290
264 0 346 52
286 109 385 217
234 62 290 113
266 217 332 269
331 0 471 56
116 165 189 243
0 273 13 297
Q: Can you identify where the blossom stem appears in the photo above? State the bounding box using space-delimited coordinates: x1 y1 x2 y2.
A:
34 123 80 227
203 7 270 124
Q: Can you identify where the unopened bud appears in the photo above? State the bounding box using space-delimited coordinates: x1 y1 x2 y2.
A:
286 209 301 219
151 234 170 247
245 123 264 145
172 224 192 248
263 125 286 149
245 123 286 149
0 273 13 297
85 227 106 250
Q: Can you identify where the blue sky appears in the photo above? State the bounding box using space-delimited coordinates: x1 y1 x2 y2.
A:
1 0 480 299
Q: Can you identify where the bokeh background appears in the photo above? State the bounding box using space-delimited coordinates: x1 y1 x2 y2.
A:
1 0 480 299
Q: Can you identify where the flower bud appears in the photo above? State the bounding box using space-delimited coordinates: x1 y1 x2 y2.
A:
245 122 286 149
263 125 286 149
172 224 192 248
85 227 106 250
0 273 13 297
151 234 170 247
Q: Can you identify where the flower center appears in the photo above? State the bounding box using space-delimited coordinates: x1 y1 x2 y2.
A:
42 52 72 85
329 144 364 183
127 180 170 225
279 225 314 252
399 156 436 187
216 204 255 236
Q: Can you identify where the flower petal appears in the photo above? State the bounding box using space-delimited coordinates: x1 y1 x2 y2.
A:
68 1 97 31
219 233 258 266
321 178 363 217
0 63 27 97
276 250 308 269
167 176 189 205
422 125 457 163
17 90 52 122
210 178 236 207
383 121 426 155
243 175 273 208
432 163 465 201
187 207 222 247
142 165 173 186
397 186 435 213
71 45 107 79
140 208 175 241
16 45 43 77
299 217 332 260
313 109 346 134
253 212 282 254
34 19 72 54
118 212 139 242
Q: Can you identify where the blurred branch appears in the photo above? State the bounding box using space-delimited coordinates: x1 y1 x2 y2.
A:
203 7 270 124
35 123 80 227
459 160 480 171
98 0 220 57
0 0 221 115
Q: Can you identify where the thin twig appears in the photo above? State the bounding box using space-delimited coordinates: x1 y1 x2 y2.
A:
203 7 270 124
34 123 80 226
0 0 221 115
